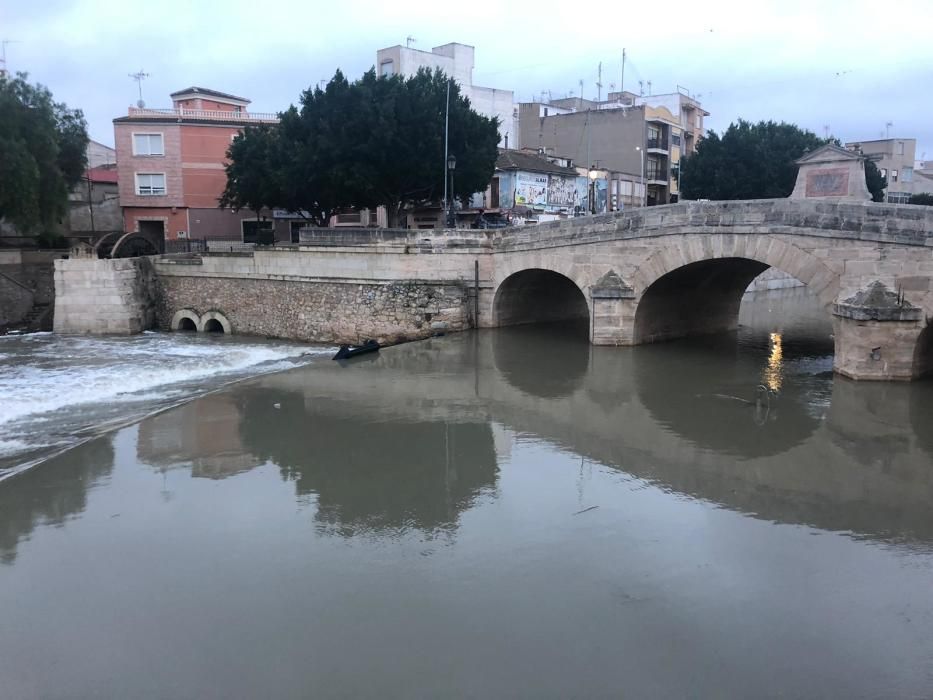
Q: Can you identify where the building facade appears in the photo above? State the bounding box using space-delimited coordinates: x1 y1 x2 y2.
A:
376 42 516 148
844 137 933 203
113 87 283 246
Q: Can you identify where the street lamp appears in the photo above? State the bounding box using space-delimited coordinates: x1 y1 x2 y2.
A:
447 154 457 228
588 166 599 214
635 146 645 208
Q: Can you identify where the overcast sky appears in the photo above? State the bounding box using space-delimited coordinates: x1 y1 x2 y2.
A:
4 0 932 159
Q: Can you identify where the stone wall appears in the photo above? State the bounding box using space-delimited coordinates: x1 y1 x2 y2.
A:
53 257 156 334
153 274 470 344
0 251 61 330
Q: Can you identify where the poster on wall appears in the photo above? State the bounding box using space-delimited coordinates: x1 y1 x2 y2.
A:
515 172 548 206
547 176 583 207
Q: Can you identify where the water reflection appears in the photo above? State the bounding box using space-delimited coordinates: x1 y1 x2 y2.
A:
491 321 589 398
136 393 263 479
235 386 498 537
0 437 114 564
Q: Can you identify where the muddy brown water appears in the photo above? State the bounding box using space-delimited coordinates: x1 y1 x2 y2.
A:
1 289 932 699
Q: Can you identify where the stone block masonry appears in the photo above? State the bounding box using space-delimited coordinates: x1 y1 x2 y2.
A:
154 275 470 345
54 257 156 334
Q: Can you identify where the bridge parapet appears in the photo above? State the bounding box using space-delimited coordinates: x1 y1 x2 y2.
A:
493 199 933 251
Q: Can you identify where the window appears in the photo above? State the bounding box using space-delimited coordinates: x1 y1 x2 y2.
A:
881 168 887 179
133 133 164 156
897 141 905 155
671 133 682 147
892 170 898 183
902 167 913 183
135 173 166 196
380 59 394 77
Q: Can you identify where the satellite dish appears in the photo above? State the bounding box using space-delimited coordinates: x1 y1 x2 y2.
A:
137 99 145 108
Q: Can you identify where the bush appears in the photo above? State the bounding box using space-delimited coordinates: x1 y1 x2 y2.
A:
36 231 69 249
908 193 933 206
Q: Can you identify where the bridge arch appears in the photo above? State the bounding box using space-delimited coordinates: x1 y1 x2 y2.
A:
108 231 163 259
493 268 589 332
200 311 232 334
171 309 200 332
631 234 839 345
914 324 933 379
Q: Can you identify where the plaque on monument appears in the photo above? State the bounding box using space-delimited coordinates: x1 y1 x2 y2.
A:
805 168 849 197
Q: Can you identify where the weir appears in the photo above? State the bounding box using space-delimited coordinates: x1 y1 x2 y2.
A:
54 198 933 380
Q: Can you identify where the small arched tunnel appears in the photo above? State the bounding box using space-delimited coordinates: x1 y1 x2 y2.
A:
177 317 197 331
634 258 776 344
494 269 589 334
203 318 225 333
914 324 933 379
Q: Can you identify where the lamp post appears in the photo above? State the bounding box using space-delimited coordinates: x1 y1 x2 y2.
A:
588 166 599 214
447 154 457 228
635 146 645 207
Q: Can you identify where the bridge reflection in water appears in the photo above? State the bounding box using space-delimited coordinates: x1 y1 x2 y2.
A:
3 291 933 698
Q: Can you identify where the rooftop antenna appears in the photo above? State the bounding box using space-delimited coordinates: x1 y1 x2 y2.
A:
647 80 652 95
1 39 19 77
596 62 603 102
885 121 893 138
579 78 584 109
129 69 149 108
620 48 626 96
823 124 830 139
638 80 644 96
406 35 416 48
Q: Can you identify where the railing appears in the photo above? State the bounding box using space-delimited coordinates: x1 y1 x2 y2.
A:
646 165 669 181
128 107 279 123
646 137 669 150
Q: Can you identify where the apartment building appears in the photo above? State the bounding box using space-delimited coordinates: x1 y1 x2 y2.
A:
844 137 933 203
517 89 707 206
112 87 281 245
376 42 516 148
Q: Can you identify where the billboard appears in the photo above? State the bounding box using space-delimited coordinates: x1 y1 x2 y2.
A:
547 176 582 207
515 172 548 206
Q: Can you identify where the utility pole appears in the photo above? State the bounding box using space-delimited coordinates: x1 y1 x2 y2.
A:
443 78 451 217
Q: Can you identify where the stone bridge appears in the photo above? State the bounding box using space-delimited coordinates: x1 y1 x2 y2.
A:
55 198 933 380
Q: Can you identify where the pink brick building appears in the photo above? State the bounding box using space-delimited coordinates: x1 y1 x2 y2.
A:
113 87 281 245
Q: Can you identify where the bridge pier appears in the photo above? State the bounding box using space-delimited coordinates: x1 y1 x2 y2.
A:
832 282 925 381
589 270 636 345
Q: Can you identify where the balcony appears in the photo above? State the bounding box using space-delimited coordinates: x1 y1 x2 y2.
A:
646 163 669 184
127 107 279 123
646 137 669 153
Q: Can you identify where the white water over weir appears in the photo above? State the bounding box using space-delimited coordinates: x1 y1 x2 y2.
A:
0 332 328 475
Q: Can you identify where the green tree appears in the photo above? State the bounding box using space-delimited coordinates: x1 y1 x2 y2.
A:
219 124 283 224
220 67 500 228
864 159 887 202
0 73 88 233
908 193 933 206
681 120 827 200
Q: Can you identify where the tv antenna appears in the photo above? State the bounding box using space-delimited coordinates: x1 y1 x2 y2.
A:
1 39 19 76
406 35 416 48
596 61 603 102
129 69 150 108
885 121 893 138
823 124 830 139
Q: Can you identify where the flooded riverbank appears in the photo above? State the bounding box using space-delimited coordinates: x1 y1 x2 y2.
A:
1 290 932 698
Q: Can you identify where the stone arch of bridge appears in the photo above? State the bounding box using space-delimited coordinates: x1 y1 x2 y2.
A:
492 267 590 333
630 234 839 345
109 230 163 259
914 324 933 379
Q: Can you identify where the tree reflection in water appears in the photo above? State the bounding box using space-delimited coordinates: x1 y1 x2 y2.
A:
0 437 114 565
236 387 498 538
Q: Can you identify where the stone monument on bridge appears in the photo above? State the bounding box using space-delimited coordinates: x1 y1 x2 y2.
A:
790 144 872 201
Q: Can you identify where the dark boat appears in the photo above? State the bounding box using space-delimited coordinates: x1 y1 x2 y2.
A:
332 339 380 360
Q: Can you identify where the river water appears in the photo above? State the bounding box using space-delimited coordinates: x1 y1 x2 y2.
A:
1 289 932 699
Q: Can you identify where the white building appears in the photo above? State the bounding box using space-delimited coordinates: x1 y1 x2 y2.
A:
375 42 516 148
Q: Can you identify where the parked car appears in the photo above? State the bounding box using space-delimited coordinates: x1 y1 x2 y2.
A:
471 212 511 229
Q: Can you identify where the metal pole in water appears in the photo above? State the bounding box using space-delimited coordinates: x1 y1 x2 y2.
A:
474 259 479 328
